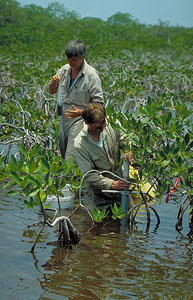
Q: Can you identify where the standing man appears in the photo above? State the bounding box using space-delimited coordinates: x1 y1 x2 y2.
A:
49 40 104 160
74 102 131 210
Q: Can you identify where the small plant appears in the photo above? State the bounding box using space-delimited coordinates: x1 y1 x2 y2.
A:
0 144 82 251
111 203 127 220
91 207 108 223
0 144 81 209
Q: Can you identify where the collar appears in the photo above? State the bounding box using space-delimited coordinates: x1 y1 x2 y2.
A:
82 123 89 137
82 122 109 138
79 60 87 76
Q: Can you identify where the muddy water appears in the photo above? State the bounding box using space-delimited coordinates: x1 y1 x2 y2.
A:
0 189 192 300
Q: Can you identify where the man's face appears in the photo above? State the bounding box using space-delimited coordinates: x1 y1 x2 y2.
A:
88 121 107 134
67 56 84 70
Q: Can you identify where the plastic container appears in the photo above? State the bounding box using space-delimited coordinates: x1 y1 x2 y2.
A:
48 184 75 209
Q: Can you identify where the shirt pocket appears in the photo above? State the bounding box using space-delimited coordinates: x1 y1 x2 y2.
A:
72 88 90 106
91 154 101 168
91 153 109 170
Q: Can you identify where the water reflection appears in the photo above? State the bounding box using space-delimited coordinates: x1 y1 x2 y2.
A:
29 211 193 300
0 189 193 300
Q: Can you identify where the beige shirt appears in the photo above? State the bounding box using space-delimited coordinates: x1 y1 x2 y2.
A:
57 60 104 127
74 123 124 190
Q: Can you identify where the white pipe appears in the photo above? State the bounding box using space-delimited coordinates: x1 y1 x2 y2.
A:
121 159 134 211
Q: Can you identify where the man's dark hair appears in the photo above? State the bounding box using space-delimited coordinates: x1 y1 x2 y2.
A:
82 102 106 124
65 40 86 58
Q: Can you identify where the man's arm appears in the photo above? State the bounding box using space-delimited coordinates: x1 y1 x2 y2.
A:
89 72 104 104
74 143 113 190
74 143 130 191
65 105 83 119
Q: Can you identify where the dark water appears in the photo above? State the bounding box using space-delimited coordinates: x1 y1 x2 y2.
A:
0 189 193 300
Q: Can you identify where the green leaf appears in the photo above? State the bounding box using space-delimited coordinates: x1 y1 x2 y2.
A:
30 144 41 158
24 197 34 209
111 203 127 219
111 122 122 131
9 154 17 167
100 208 107 219
33 174 42 186
8 190 20 196
131 163 141 169
112 203 119 215
56 167 67 176
41 157 50 171
184 133 190 145
22 177 31 189
188 167 193 174
22 162 30 174
166 111 172 124
60 177 66 188
91 207 98 219
0 155 5 167
43 203 51 209
161 160 170 167
173 147 180 155
48 176 53 186
28 175 41 187
22 183 31 195
64 157 75 176
139 106 144 114
91 207 107 223
3 180 14 189
10 171 20 184
29 188 39 197
24 199 31 209
51 155 60 173
39 188 47 202
18 144 28 158
73 166 82 176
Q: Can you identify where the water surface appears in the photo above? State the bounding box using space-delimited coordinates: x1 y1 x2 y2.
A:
0 189 192 300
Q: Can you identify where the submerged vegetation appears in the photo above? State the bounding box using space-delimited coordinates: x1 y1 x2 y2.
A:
0 0 193 249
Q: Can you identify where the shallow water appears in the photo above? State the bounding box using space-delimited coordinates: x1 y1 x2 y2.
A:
0 189 192 300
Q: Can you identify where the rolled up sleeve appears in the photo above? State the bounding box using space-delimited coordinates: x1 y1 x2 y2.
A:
88 73 104 104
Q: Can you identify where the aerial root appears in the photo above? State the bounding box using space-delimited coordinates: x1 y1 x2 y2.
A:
127 198 160 228
176 195 191 230
31 212 81 252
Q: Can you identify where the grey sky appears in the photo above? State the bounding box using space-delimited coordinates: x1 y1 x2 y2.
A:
18 0 193 27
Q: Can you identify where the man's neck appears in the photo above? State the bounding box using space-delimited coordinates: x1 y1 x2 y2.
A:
71 62 84 79
88 128 100 142
71 68 81 79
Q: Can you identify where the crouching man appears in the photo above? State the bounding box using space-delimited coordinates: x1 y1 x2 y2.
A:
74 102 131 210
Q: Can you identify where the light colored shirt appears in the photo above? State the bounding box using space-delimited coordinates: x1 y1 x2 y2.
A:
86 126 106 152
74 123 124 190
56 60 104 127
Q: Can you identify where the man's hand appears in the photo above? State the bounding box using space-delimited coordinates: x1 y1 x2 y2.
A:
65 105 83 119
112 180 130 190
49 74 60 94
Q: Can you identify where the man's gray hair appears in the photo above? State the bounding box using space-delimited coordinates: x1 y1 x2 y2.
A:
65 40 86 58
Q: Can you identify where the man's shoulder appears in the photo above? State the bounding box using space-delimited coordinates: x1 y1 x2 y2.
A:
103 123 121 140
74 129 86 148
83 61 98 76
57 64 70 75
105 123 118 134
60 63 69 70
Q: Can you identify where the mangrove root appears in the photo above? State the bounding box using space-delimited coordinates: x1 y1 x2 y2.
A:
176 195 192 231
127 192 160 229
